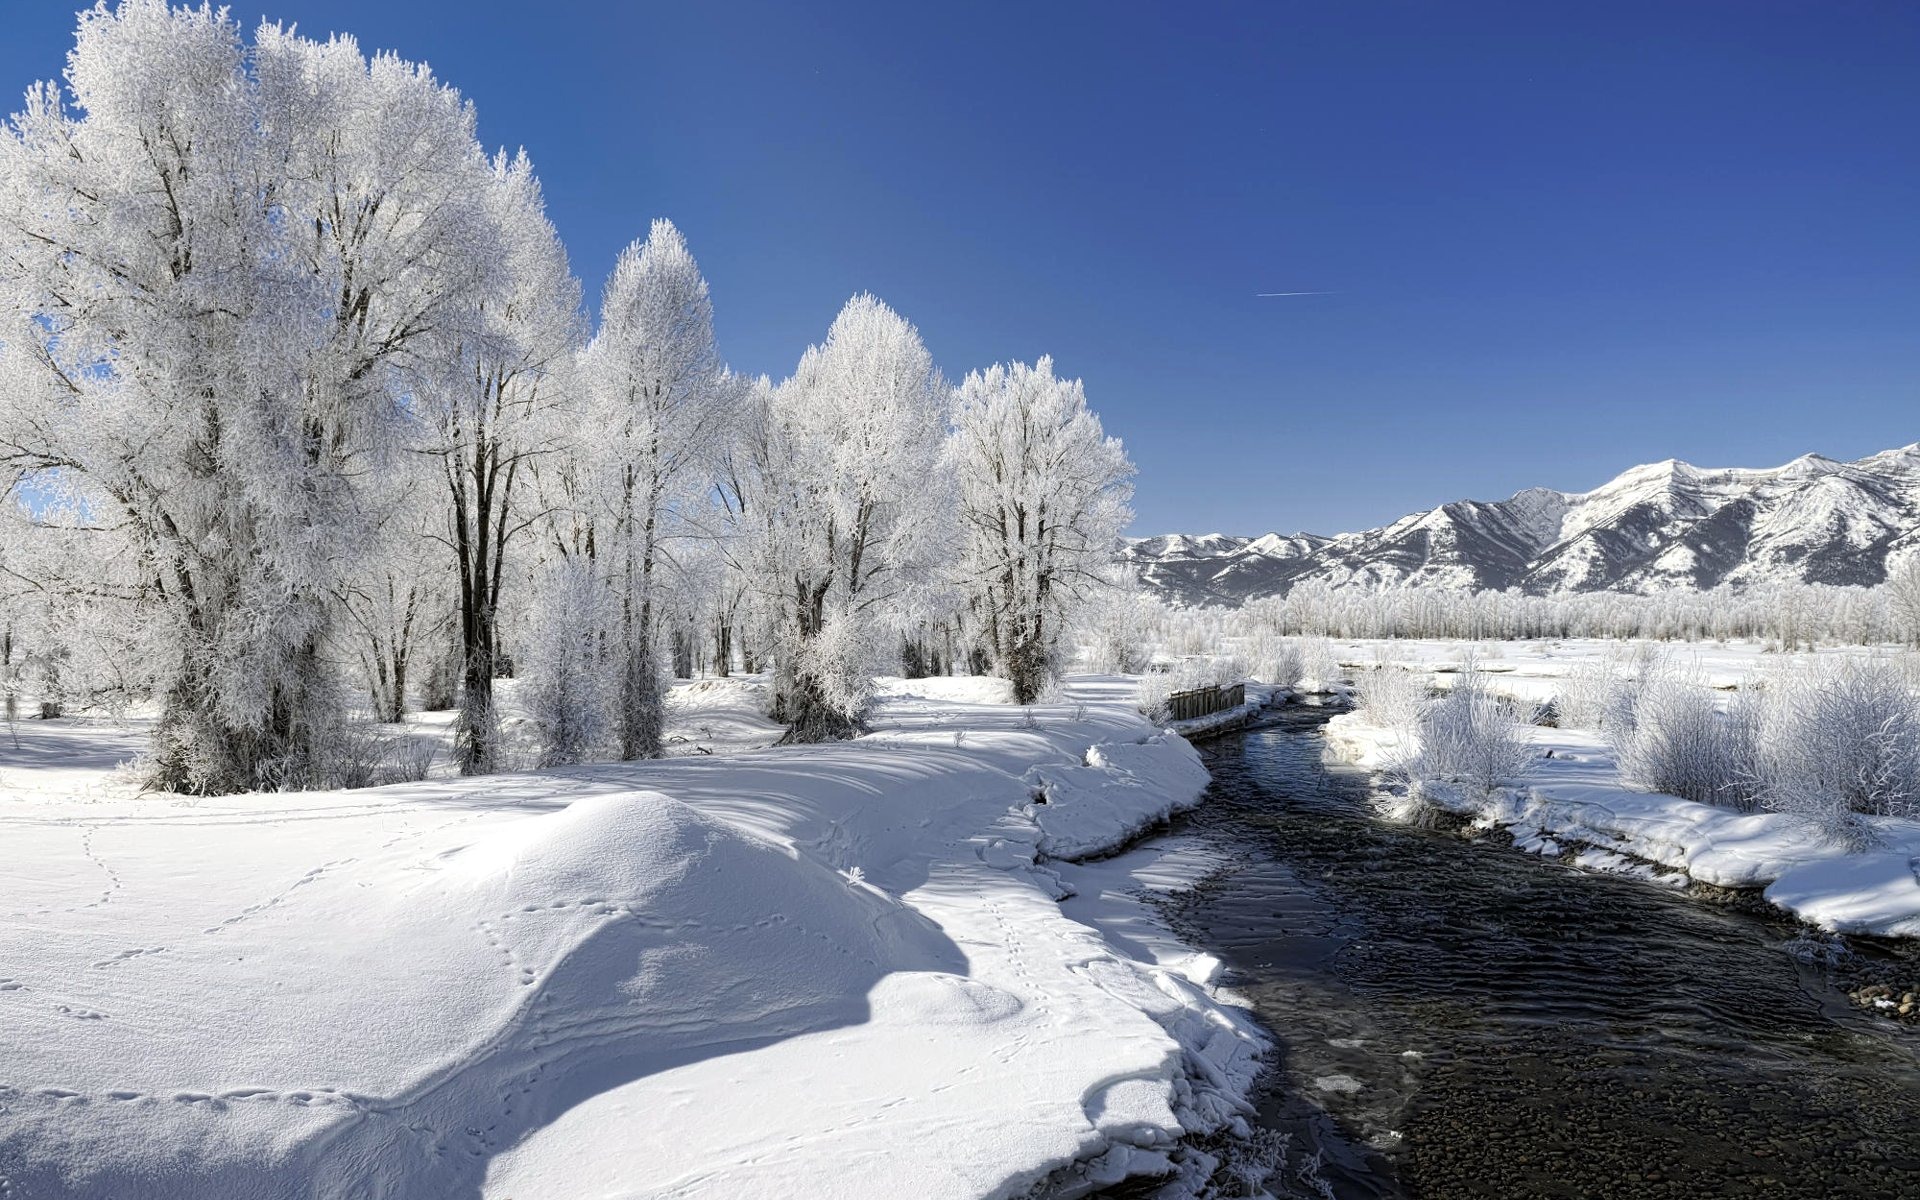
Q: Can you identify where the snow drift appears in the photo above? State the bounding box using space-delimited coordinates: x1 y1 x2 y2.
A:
0 679 1245 1199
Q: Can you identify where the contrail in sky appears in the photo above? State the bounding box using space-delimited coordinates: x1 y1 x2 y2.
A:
1256 291 1333 297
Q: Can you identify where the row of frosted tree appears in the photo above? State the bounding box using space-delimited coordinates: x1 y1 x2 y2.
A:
1272 574 1920 646
0 2 1133 793
1084 572 1920 661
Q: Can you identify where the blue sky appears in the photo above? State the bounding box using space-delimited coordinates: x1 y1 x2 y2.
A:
4 1 1917 535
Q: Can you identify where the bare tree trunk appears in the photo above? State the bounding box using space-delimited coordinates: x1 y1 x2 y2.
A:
671 625 694 679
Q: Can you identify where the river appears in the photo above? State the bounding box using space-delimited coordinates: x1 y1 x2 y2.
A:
1151 706 1920 1199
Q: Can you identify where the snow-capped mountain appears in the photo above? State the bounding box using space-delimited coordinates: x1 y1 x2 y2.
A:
1124 445 1920 606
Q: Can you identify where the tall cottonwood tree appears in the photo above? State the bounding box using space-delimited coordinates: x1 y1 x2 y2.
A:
422 152 583 774
0 3 502 791
746 296 952 740
581 220 729 759
950 358 1134 702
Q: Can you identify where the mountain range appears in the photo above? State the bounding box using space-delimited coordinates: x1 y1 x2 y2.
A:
1123 445 1920 606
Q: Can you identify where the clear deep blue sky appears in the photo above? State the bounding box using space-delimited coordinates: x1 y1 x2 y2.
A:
4 1 1917 534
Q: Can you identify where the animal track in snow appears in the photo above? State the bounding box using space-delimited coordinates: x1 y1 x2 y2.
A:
203 857 358 935
5 825 121 919
91 945 168 969
75 829 123 911
53 1004 107 1021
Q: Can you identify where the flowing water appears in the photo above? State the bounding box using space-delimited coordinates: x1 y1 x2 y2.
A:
1157 707 1920 1199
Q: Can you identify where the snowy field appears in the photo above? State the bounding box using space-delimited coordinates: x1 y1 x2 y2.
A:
1315 638 1920 939
0 677 1265 1199
1312 635 1903 698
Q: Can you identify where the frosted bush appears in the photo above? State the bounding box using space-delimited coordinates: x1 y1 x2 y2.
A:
1134 672 1176 722
1352 665 1427 730
784 616 879 741
1603 658 1920 842
1754 659 1920 844
1414 678 1531 797
1296 637 1340 692
1610 671 1759 810
322 728 395 791
1169 620 1213 657
522 560 616 767
1244 628 1304 689
314 729 439 790
385 738 437 784
1204 654 1248 688
1556 656 1638 731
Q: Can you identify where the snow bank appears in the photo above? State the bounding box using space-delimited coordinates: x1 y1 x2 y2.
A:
0 677 1255 1198
873 673 1018 706
1323 711 1920 938
1024 734 1210 860
663 675 784 755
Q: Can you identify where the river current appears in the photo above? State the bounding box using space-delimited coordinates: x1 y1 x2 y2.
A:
1151 706 1920 1199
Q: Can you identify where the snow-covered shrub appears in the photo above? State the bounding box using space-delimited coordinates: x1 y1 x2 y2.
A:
1352 665 1427 730
1203 654 1248 688
778 615 881 742
1079 580 1157 675
385 738 437 784
1610 671 1759 810
1556 656 1633 731
1296 637 1341 693
1244 628 1304 689
1414 678 1530 797
1753 659 1920 843
522 561 616 767
324 729 397 791
1134 671 1177 722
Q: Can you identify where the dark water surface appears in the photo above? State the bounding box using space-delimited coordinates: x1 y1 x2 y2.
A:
1159 708 1920 1199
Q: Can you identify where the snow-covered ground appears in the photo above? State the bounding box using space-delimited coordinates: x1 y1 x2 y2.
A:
1317 635 1897 692
1312 635 1914 705
1319 640 1920 939
0 676 1265 1199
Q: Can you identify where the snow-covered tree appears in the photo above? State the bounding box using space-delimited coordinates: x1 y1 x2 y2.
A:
579 220 730 758
420 152 583 774
746 296 952 740
0 3 502 791
1076 567 1158 675
1883 555 1920 648
521 557 615 766
949 358 1133 703
712 373 779 677
332 468 452 725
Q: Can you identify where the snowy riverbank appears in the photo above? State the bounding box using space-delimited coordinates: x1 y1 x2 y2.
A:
0 676 1263 1199
1323 710 1920 939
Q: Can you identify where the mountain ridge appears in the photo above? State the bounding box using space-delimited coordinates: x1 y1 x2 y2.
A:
1124 444 1920 606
